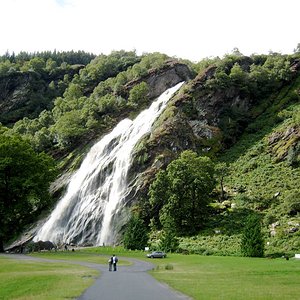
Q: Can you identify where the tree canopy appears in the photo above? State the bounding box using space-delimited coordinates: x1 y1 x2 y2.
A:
123 214 149 250
0 134 57 251
149 150 215 236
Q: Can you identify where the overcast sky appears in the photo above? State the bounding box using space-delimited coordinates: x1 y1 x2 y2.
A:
0 0 299 62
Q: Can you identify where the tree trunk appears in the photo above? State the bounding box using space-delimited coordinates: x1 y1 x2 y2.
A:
0 238 4 253
220 176 225 201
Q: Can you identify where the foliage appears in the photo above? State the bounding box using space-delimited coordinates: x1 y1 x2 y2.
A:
52 110 88 147
159 230 179 253
205 53 294 100
78 50 140 91
241 214 264 257
0 50 96 66
0 134 57 251
178 234 242 256
123 214 149 250
214 162 229 201
9 51 172 151
149 150 215 236
128 81 149 108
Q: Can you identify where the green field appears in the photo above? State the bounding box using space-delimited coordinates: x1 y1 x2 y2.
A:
0 255 98 300
27 250 131 265
1 249 299 300
150 254 300 300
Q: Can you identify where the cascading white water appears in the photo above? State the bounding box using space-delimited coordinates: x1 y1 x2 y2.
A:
34 82 184 246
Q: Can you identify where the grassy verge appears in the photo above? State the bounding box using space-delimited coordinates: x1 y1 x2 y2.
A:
0 256 98 300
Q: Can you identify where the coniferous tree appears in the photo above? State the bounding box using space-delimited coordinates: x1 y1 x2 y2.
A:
123 214 149 250
241 214 264 257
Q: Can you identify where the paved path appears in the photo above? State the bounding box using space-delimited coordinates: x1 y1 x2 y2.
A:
1 254 191 300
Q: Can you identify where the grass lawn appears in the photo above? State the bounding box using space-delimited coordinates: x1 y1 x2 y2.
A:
29 249 131 265
149 254 300 300
2 248 299 300
31 248 300 299
0 256 98 300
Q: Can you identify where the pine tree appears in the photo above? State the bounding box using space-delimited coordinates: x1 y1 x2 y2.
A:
241 214 264 257
123 215 149 250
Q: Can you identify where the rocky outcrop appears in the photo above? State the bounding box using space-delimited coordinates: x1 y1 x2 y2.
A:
268 126 300 164
121 60 195 100
0 72 33 124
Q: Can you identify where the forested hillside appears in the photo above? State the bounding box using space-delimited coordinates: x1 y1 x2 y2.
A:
0 49 299 256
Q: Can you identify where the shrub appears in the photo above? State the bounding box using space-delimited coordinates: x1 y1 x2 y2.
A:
165 264 174 270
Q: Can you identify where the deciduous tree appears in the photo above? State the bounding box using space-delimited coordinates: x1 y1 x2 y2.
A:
149 150 215 236
0 134 56 252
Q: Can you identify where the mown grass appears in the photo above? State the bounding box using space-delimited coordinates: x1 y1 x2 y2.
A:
149 254 300 300
0 256 98 300
29 249 131 265
2 248 300 300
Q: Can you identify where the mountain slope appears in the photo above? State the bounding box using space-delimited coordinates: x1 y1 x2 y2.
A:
1 51 299 255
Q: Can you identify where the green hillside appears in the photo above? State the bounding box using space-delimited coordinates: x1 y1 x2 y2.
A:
0 49 299 256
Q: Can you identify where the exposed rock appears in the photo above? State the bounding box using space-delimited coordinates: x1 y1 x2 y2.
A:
0 72 31 122
0 66 83 125
268 126 300 162
126 64 257 205
122 60 194 100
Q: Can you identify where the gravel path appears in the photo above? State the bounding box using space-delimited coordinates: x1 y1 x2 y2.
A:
1 254 191 300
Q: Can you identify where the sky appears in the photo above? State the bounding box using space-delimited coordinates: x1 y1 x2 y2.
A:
0 0 299 62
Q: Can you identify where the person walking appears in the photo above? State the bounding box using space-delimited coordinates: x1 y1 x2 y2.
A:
112 254 118 271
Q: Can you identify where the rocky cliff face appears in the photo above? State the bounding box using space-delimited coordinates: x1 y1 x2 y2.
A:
0 66 83 125
0 72 35 124
127 65 262 201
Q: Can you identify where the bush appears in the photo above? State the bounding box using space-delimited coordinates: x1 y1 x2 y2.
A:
165 264 174 270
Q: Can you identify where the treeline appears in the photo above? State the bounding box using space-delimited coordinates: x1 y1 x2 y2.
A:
0 50 96 67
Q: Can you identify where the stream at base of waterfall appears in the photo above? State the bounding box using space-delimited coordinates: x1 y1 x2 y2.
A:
34 82 184 246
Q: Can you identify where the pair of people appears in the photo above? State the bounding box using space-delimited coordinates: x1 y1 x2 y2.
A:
108 254 118 271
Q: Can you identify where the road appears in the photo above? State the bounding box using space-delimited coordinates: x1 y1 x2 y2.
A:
1 254 191 300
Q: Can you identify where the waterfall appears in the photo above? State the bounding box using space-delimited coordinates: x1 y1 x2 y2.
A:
34 82 184 246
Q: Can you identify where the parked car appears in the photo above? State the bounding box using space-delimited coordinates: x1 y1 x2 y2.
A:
146 251 166 258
